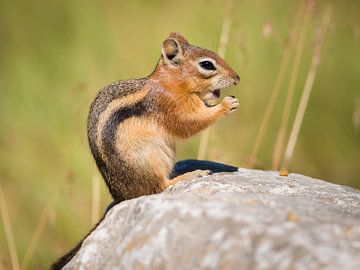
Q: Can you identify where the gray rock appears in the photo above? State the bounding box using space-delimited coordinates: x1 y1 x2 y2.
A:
64 169 360 270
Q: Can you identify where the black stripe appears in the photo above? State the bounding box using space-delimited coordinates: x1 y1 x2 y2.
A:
98 97 152 200
101 100 148 157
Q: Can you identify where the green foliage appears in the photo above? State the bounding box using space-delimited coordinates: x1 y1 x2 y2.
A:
0 0 359 268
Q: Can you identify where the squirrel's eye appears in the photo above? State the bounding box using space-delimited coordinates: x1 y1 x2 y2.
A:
199 61 216 71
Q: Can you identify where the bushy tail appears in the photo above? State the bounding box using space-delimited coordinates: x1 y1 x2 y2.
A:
50 201 118 270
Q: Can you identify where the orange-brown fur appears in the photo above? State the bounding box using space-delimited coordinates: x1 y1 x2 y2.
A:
52 32 240 270
89 32 240 201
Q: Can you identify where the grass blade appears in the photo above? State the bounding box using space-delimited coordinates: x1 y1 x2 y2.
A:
91 168 101 226
272 0 315 170
197 0 235 160
247 0 306 167
21 199 53 270
283 6 333 169
0 181 20 270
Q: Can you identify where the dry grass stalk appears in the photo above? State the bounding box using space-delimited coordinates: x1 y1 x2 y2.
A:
247 0 306 167
272 0 315 170
91 167 101 226
283 6 333 169
21 200 53 270
197 0 235 160
0 181 20 270
353 98 360 130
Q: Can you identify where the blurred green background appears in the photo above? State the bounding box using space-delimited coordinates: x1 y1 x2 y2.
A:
0 0 359 268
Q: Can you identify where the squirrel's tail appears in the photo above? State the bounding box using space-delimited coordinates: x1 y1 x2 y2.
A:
50 201 118 270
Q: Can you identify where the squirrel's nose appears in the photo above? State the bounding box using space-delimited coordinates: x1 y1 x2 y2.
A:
234 74 240 85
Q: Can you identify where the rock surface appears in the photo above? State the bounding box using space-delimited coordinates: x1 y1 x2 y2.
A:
64 169 360 270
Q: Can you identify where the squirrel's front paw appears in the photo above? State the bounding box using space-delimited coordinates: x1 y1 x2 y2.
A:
221 95 239 114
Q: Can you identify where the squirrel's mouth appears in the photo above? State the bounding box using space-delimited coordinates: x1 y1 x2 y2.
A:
212 89 221 99
200 88 225 107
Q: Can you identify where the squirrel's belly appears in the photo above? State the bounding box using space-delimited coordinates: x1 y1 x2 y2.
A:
114 116 175 179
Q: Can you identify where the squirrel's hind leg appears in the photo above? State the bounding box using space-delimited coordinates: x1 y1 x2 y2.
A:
164 170 211 188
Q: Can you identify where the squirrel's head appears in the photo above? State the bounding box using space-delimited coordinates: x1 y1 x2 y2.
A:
153 32 240 106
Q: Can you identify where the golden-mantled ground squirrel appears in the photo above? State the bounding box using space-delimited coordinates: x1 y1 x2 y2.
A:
52 32 239 269
88 32 239 201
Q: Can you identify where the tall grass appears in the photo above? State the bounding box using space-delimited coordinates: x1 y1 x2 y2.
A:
283 6 333 170
0 181 20 270
272 0 315 170
21 199 53 270
91 168 101 226
247 0 306 168
197 0 235 160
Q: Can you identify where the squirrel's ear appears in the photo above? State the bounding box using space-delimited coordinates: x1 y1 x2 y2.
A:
169 32 189 44
161 38 182 67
